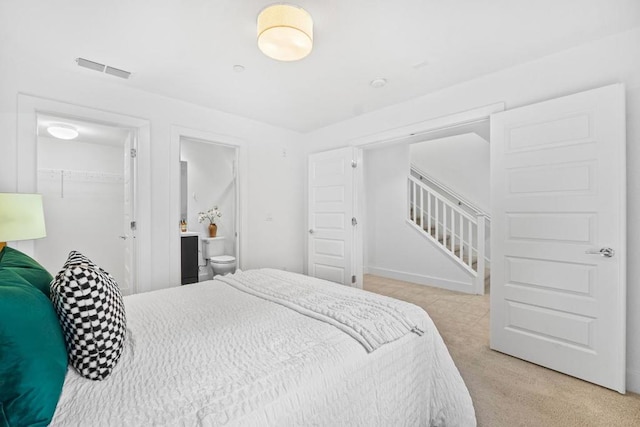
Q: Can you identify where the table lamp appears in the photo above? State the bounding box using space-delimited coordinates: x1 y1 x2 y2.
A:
0 193 47 252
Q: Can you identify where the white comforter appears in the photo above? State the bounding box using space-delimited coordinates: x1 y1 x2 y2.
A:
52 269 476 426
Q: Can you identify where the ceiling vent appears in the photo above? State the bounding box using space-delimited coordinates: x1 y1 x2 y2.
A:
76 58 131 79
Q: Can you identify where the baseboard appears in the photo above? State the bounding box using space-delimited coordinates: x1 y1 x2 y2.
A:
627 368 640 393
366 266 475 294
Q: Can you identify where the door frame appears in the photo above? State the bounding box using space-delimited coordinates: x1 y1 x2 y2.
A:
16 94 151 293
169 126 245 287
342 103 505 289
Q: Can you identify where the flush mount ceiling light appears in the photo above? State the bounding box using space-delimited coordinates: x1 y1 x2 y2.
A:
257 4 313 62
47 124 79 140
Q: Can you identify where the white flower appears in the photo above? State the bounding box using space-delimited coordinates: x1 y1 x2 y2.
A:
197 206 222 225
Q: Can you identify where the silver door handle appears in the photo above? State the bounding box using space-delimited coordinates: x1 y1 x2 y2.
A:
585 247 614 258
119 235 128 240
308 229 314 234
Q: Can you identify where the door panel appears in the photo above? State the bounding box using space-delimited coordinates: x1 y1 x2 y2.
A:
490 84 626 392
308 147 356 286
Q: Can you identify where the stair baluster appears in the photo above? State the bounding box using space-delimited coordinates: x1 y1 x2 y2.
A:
407 175 488 294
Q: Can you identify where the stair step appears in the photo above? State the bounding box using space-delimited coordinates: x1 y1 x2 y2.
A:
419 223 490 279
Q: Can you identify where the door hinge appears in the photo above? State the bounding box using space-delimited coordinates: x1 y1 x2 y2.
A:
352 275 356 284
352 217 358 226
130 221 137 230
351 159 357 168
130 148 137 158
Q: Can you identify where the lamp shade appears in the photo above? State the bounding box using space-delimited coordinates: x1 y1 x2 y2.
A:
257 4 313 61
0 193 46 242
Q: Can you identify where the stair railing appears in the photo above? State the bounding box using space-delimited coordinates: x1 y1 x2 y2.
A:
410 165 488 219
408 175 486 294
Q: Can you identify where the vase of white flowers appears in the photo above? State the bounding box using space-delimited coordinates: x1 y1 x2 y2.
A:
198 207 222 237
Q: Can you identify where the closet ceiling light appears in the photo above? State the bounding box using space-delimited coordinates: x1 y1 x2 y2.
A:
47 125 79 140
257 4 313 62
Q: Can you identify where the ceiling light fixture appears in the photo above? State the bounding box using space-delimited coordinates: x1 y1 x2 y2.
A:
47 124 79 140
257 4 313 62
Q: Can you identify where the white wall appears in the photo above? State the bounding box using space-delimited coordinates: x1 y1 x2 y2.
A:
36 136 125 286
410 133 490 213
0 58 305 293
306 28 640 392
365 143 475 291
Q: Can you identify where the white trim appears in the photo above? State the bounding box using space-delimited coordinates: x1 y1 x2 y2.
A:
366 266 474 294
615 84 628 394
347 102 505 148
353 147 364 288
16 93 151 293
627 369 640 393
169 125 246 287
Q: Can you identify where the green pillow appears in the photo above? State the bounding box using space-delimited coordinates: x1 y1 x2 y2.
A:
0 246 53 298
0 263 68 426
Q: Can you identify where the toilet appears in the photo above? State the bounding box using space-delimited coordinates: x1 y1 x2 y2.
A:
201 237 236 277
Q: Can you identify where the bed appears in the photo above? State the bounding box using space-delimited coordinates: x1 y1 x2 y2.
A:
47 268 475 426
1 253 476 426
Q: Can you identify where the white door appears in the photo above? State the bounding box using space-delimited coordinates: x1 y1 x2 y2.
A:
490 84 626 392
308 147 359 286
121 131 137 295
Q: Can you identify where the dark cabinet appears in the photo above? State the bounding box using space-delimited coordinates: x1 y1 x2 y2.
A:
181 235 199 285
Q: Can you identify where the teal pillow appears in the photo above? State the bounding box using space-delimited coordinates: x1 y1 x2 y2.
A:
0 263 68 426
0 246 53 298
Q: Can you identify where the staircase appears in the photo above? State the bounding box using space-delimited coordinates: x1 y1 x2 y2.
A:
407 172 490 294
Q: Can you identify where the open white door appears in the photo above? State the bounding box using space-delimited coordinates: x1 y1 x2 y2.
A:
490 84 626 392
308 147 360 287
122 131 137 295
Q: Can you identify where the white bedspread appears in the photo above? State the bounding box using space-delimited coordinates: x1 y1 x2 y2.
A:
217 269 424 352
52 269 476 426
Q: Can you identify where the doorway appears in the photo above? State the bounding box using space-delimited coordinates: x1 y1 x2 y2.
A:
179 137 239 281
34 114 137 295
358 112 497 295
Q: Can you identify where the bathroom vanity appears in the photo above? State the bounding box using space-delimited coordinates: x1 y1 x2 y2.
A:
180 232 199 285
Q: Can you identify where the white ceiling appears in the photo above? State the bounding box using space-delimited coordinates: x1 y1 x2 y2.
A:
5 0 640 132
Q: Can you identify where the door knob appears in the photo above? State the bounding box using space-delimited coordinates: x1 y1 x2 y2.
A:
119 235 128 240
308 229 315 234
585 247 614 258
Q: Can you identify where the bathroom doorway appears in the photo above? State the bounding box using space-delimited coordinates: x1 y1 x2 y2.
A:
179 137 239 281
35 113 137 295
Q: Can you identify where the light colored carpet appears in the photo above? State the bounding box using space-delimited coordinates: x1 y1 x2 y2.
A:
363 274 640 427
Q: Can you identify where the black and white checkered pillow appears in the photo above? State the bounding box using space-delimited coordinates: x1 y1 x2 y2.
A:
50 251 127 381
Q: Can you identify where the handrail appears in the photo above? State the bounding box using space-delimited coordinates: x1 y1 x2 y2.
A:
408 176 477 223
410 165 491 221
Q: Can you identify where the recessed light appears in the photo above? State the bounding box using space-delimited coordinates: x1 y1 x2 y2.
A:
47 124 79 140
370 78 387 88
233 65 245 73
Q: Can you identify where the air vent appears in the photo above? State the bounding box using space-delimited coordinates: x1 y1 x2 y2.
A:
76 58 105 72
75 58 131 79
